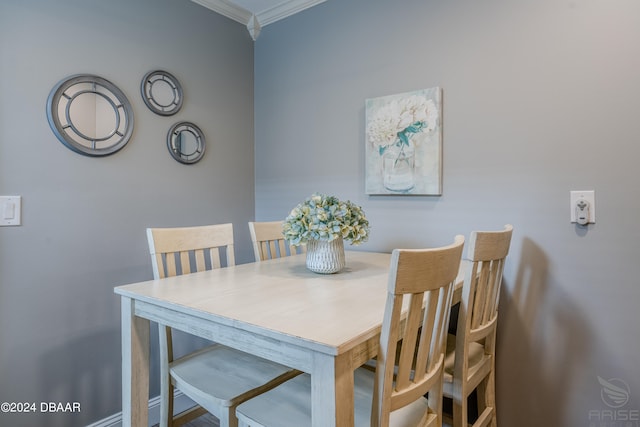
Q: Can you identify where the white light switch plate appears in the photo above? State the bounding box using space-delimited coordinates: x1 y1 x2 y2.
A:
0 196 22 226
570 191 595 223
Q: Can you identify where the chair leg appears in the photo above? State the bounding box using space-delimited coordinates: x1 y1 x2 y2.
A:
428 376 444 426
159 326 174 427
159 383 174 427
487 372 497 427
452 395 467 427
218 405 238 427
476 373 496 427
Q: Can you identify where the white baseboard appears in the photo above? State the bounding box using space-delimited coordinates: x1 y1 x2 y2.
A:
86 391 197 427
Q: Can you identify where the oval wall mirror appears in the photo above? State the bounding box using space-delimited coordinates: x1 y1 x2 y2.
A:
167 122 205 164
46 74 134 157
141 70 183 116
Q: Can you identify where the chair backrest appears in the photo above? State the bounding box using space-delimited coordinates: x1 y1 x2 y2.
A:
373 235 465 427
146 223 235 279
454 224 512 387
457 224 512 345
248 221 304 262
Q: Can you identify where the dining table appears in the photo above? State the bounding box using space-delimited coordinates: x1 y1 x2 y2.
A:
114 250 465 427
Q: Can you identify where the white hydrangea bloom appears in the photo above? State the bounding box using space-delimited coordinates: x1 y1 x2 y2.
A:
367 94 437 152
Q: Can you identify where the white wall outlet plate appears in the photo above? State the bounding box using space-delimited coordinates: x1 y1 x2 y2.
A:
0 196 22 226
570 190 595 223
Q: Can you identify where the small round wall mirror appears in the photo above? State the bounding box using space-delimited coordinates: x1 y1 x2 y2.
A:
46 74 134 157
167 122 205 164
141 70 183 116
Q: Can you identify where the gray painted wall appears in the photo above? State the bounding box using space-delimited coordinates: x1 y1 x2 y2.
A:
254 0 640 425
2 0 639 425
0 0 254 425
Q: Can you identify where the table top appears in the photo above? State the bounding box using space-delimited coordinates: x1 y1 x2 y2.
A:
115 251 394 356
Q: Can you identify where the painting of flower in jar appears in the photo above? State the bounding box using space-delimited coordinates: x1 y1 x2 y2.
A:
365 87 442 195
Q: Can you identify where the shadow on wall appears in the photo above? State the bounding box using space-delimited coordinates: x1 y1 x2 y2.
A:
497 237 589 426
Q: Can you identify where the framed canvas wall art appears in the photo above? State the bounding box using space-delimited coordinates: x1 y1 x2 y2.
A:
365 87 442 195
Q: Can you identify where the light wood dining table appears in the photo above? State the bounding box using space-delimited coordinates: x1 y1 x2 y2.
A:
115 250 465 427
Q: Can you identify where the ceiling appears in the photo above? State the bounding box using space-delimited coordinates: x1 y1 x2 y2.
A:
190 0 327 40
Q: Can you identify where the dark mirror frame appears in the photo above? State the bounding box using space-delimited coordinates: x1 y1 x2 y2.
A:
167 121 206 165
46 74 134 157
141 70 183 116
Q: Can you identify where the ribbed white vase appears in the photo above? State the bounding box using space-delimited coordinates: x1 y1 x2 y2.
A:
306 236 346 274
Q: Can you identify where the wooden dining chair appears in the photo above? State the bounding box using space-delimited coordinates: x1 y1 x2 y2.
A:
235 235 465 427
248 221 305 262
146 223 300 427
442 224 513 427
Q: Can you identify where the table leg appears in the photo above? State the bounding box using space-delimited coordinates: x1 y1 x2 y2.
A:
311 352 354 427
121 296 150 427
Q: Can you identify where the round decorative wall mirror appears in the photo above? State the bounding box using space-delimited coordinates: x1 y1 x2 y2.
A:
141 70 183 116
46 74 134 157
167 122 205 164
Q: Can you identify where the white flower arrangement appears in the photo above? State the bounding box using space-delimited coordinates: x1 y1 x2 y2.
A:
283 193 370 246
367 94 438 154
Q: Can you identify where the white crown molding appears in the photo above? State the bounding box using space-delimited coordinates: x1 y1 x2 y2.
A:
190 0 253 25
246 14 262 41
256 0 327 27
191 0 326 39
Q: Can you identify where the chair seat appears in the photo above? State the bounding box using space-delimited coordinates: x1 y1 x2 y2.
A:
442 334 488 393
170 344 300 410
236 368 434 427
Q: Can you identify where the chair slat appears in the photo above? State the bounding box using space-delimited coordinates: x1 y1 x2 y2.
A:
259 241 270 260
472 262 490 329
166 253 178 278
414 293 434 378
153 253 166 279
396 293 424 389
430 285 452 372
194 249 206 272
180 251 191 274
249 221 302 262
266 241 276 258
210 247 222 269
225 245 235 267
419 292 439 374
